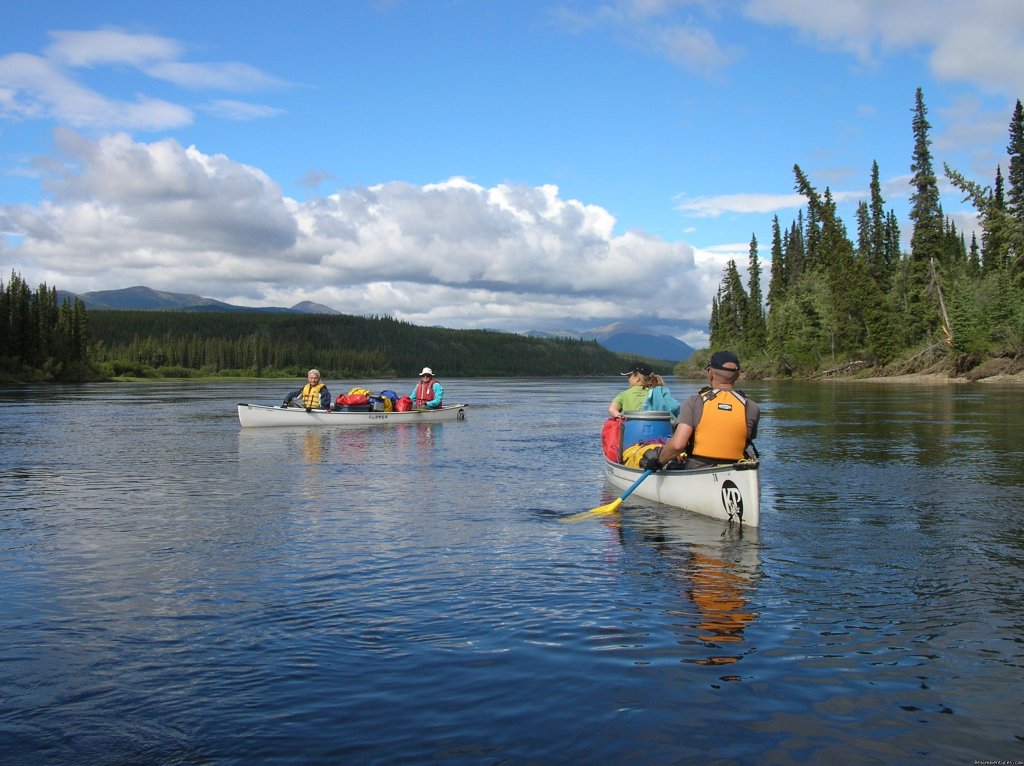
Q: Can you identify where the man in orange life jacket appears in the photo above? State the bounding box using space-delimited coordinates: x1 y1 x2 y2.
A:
410 367 444 409
641 350 759 471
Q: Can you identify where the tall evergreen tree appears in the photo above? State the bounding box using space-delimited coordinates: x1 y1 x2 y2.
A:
767 215 786 309
709 294 721 348
905 87 946 343
746 234 767 350
909 87 945 265
868 161 887 262
983 166 1009 272
793 165 823 269
1007 99 1024 225
968 232 981 277
866 160 892 288
856 200 871 257
786 214 806 287
884 211 902 265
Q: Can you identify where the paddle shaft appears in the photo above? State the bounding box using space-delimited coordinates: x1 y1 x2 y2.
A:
565 468 657 521
617 468 654 503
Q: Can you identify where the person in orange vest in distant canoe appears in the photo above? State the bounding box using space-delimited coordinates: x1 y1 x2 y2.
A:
410 367 444 409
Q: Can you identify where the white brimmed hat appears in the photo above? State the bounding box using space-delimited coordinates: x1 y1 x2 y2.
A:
419 367 434 376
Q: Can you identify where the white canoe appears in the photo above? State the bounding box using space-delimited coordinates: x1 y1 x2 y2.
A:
237 403 468 428
604 457 760 527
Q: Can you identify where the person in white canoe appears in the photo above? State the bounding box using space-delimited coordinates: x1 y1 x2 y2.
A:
410 367 444 409
283 369 332 411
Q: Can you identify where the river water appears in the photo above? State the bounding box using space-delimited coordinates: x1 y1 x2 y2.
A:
1 377 1022 765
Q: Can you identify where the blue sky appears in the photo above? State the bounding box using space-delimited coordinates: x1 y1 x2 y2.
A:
2 1 1023 348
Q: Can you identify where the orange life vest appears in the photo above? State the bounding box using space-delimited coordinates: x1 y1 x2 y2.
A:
690 388 748 461
414 380 437 408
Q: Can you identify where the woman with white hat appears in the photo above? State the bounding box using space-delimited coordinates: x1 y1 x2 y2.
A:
410 367 444 409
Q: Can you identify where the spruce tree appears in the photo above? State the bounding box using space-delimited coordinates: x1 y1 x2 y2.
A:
1007 99 1024 224
714 261 748 348
906 87 946 344
909 87 945 265
793 165 823 270
968 232 981 277
767 215 786 309
983 166 1008 272
746 234 767 350
868 160 891 287
856 201 871 257
786 215 806 287
884 211 902 266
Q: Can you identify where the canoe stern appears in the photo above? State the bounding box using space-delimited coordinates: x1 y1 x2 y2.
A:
604 459 760 527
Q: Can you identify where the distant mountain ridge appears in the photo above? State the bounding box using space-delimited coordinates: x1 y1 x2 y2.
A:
57 286 340 315
527 322 695 363
60 286 693 362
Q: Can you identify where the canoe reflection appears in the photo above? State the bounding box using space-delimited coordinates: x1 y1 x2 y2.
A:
615 507 761 667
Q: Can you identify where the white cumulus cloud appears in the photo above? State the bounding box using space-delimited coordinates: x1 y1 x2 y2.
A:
1 133 721 337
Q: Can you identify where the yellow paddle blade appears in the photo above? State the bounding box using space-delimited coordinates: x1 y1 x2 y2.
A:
563 497 623 522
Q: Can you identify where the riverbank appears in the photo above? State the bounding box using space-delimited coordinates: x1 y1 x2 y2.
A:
841 371 1024 384
829 354 1024 385
675 351 1024 385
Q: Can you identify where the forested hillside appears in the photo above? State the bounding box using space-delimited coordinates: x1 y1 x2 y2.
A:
699 88 1024 380
84 310 631 378
1 275 654 381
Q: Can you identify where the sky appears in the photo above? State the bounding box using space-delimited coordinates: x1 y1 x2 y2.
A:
2 1 1024 349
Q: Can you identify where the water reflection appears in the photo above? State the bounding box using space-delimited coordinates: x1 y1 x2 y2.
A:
614 508 761 669
236 420 453 505
302 431 327 463
757 381 1024 477
5 379 1024 764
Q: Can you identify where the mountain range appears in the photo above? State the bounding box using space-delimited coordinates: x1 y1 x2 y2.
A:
57 285 340 315
525 325 694 363
60 286 695 363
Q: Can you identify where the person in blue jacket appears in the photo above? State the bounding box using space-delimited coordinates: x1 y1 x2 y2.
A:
411 367 444 409
643 372 681 418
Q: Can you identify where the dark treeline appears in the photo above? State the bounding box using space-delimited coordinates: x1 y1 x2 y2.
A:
84 310 631 378
704 88 1024 378
1 272 92 382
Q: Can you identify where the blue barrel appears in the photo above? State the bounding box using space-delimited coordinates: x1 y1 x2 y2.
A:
619 411 673 459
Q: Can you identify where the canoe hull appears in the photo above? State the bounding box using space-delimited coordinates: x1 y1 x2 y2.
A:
237 403 467 428
604 458 760 527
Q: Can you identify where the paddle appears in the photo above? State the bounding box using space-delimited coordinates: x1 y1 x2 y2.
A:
565 469 655 522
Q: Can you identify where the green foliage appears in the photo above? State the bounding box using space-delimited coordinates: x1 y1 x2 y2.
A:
710 87 1024 378
1 271 96 382
765 271 837 372
709 260 748 350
